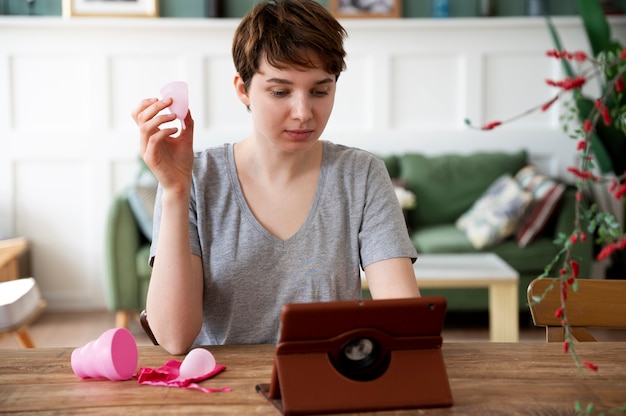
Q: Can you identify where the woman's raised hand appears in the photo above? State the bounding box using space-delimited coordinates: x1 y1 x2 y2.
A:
131 97 195 195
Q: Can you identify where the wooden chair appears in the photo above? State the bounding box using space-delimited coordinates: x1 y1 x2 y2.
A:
0 299 47 348
0 238 46 348
527 277 626 342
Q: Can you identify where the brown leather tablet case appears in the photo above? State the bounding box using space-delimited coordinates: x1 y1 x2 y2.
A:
256 296 453 415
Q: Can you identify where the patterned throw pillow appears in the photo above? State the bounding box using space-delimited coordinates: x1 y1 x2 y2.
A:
456 175 533 249
127 167 158 241
514 165 566 247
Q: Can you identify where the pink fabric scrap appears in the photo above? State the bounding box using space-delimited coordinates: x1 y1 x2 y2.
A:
135 359 231 393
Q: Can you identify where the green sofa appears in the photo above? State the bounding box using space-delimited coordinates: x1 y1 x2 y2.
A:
367 149 593 312
105 160 158 327
105 191 152 327
105 150 593 321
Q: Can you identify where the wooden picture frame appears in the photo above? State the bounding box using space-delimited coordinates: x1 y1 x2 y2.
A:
329 0 402 18
62 0 158 18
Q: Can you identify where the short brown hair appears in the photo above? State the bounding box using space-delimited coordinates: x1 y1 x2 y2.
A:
232 0 347 91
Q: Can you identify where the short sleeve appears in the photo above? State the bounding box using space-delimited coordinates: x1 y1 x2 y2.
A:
358 156 417 269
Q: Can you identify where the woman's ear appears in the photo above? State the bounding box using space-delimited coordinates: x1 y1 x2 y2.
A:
234 73 250 110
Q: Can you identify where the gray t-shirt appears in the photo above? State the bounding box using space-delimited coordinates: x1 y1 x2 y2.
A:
150 141 417 345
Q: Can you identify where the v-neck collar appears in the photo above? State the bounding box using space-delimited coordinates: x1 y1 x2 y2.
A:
225 142 327 247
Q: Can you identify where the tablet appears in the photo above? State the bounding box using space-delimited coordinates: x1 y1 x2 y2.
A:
256 296 453 415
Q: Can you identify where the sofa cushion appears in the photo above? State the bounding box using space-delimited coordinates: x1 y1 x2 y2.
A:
378 155 400 178
411 224 475 253
491 237 562 275
455 175 532 249
399 150 528 227
514 165 566 247
412 227 562 275
135 245 151 310
136 244 153 281
128 169 158 241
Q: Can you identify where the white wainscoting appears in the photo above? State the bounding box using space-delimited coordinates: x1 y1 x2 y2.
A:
1 16 624 310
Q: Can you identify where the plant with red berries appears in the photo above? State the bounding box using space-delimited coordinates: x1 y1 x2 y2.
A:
467 2 625 413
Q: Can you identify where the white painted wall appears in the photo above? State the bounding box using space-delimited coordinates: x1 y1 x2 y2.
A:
1 16 624 310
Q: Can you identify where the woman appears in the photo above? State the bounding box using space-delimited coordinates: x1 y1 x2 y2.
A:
131 0 419 355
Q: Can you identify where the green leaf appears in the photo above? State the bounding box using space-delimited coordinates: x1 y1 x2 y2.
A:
549 1 626 178
575 0 612 57
575 400 583 412
593 120 626 175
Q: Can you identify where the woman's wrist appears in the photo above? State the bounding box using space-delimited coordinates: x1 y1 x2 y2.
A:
161 185 191 204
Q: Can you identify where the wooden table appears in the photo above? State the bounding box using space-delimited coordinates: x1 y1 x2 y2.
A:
1 342 624 414
362 253 520 342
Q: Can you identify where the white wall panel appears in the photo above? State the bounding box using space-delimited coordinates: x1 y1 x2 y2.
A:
329 55 373 131
13 161 98 307
110 158 142 196
484 52 554 128
110 54 183 130
204 55 249 133
11 55 91 132
391 53 461 129
1 16 624 310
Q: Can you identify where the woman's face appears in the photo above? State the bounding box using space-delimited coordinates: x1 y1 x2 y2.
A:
235 54 336 153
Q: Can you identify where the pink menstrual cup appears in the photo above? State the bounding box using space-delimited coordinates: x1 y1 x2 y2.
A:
160 81 189 129
178 348 217 380
71 327 138 381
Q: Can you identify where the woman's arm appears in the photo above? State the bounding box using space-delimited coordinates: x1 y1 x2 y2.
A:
145 190 204 355
131 98 204 355
364 257 420 299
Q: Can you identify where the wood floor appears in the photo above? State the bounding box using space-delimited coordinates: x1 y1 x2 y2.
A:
1 310 625 349
0 310 154 349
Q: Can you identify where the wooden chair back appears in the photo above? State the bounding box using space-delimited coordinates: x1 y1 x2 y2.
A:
527 278 626 342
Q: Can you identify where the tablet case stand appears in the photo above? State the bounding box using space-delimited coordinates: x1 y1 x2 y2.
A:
256 296 453 415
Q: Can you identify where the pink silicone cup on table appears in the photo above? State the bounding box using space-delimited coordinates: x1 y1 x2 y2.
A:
135 347 230 393
71 327 138 381
160 81 189 129
178 348 217 380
